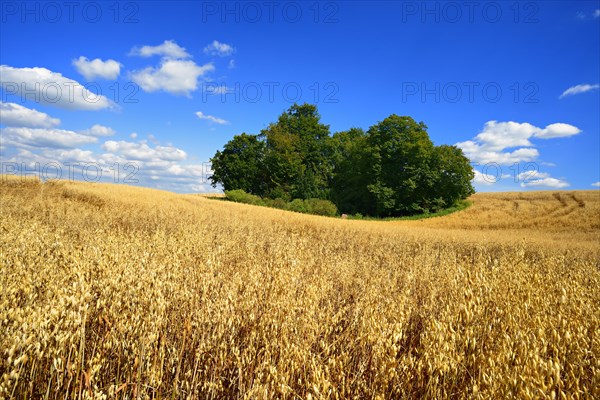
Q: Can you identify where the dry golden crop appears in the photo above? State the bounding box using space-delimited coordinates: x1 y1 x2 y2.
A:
1 175 599 399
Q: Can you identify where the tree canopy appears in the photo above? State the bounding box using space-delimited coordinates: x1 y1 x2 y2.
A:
210 104 474 217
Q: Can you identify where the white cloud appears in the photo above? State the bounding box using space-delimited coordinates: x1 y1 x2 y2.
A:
478 148 539 165
102 140 187 161
228 59 236 69
40 148 96 162
130 40 190 59
203 40 235 57
130 132 138 139
80 124 115 137
517 170 549 181
456 120 580 165
128 40 215 96
2 126 216 193
195 111 229 124
72 56 121 80
1 127 98 149
520 177 570 188
472 170 498 185
0 102 60 128
516 170 570 189
595 9 600 18
457 140 539 165
592 182 600 187
469 121 538 152
3 148 95 166
131 59 214 96
0 65 114 110
559 83 600 98
535 123 581 139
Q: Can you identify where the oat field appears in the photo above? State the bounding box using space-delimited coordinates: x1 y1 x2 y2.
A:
1 175 599 399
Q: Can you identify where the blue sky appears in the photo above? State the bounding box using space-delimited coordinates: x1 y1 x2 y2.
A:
1 0 599 193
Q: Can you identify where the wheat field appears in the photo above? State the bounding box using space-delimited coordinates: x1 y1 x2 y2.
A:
1 175 599 399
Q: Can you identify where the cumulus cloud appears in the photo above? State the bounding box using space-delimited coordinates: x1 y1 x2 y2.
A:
2 120 215 192
128 40 215 96
131 41 215 96
203 40 235 57
3 140 217 193
2 148 94 167
195 111 229 124
520 177 570 188
535 123 581 139
80 124 115 137
0 65 114 110
102 140 187 161
456 120 580 165
39 148 97 163
131 59 214 96
0 102 60 128
129 40 190 59
72 56 121 80
1 127 99 149
516 170 570 188
473 148 539 165
467 121 538 152
517 170 549 181
472 170 499 185
592 182 600 187
97 140 215 191
99 140 216 191
559 83 600 98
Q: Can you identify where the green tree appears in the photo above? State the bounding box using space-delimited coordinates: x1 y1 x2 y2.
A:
260 122 303 199
209 106 475 218
261 103 332 199
330 128 374 215
209 133 267 195
366 115 437 216
431 145 475 208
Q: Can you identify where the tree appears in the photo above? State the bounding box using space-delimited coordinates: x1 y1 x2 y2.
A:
260 103 332 199
431 145 475 208
365 115 437 215
209 133 267 196
330 128 374 215
209 106 475 217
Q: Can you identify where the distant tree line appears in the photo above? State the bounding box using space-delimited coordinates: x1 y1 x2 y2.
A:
209 103 474 217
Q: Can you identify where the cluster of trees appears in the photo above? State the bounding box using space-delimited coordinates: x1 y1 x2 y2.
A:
209 103 474 217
